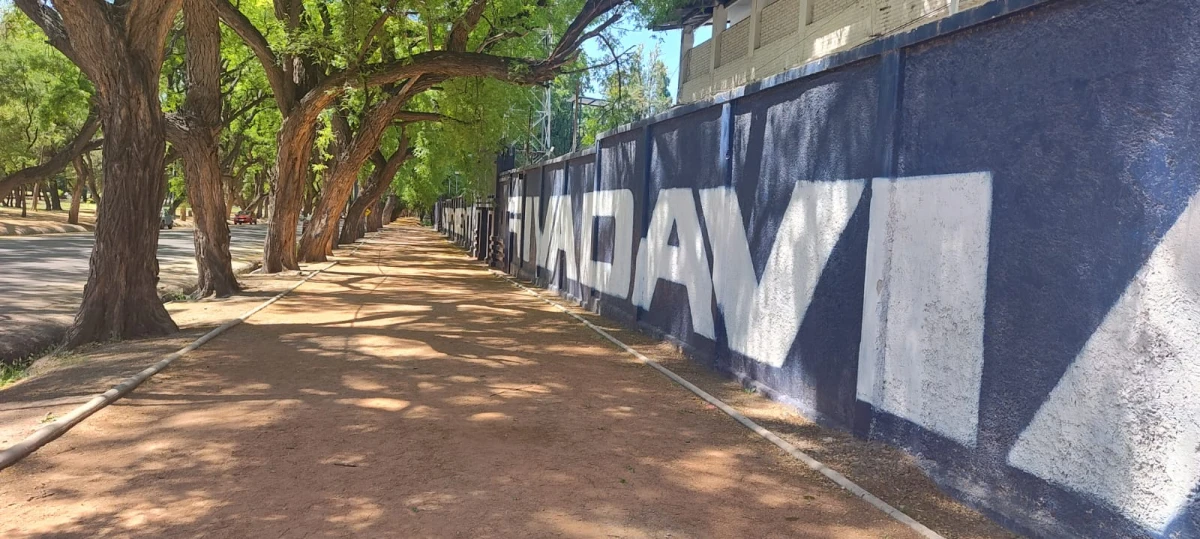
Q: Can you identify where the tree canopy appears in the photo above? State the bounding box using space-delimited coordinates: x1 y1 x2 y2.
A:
0 0 685 347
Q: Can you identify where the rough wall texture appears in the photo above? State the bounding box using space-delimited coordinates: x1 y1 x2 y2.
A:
445 0 1200 537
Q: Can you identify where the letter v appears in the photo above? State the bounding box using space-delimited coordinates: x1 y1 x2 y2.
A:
699 180 865 368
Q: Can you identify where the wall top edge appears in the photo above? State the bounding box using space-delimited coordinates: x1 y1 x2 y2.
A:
595 0 1054 141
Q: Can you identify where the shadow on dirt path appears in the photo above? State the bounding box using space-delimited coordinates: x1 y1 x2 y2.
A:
1 221 923 538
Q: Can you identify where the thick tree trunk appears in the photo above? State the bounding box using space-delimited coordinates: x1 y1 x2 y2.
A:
179 134 239 298
339 147 409 245
68 156 87 224
263 108 325 272
48 180 62 210
17 0 190 346
175 0 239 298
67 76 178 346
338 164 382 246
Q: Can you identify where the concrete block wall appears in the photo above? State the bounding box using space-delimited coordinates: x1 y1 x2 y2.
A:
812 0 857 22
478 1 1200 537
719 19 752 66
681 0 988 103
760 0 800 46
685 41 712 84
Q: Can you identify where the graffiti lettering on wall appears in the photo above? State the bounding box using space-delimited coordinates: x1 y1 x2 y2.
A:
513 172 990 437
484 169 1200 537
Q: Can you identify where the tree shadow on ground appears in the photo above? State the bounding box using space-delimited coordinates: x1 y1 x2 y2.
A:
0 224 919 538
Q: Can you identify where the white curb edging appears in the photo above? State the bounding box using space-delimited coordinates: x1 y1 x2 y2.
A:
493 271 946 539
0 241 368 471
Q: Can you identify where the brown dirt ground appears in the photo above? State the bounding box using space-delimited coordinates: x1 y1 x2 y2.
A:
0 206 95 236
509 288 1019 539
0 221 1012 538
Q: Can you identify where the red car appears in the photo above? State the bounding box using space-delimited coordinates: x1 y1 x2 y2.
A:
233 211 257 225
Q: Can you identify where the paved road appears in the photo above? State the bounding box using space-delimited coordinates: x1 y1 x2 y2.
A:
0 225 267 361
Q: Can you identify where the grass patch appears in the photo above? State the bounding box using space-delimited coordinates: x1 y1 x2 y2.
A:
0 349 86 389
0 360 32 388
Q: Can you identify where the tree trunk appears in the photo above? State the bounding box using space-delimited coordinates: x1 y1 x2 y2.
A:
68 156 87 225
299 95 418 262
174 0 239 298
67 74 178 346
14 0 190 347
49 179 63 210
225 175 238 216
381 194 397 225
339 145 410 246
366 200 383 232
264 118 316 272
87 172 101 206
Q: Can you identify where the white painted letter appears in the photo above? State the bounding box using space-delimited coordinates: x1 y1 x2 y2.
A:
856 172 992 448
632 188 715 339
700 179 866 368
580 189 635 298
522 196 550 264
1008 189 1200 532
540 194 578 283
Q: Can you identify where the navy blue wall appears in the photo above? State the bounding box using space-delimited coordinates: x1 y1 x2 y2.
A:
468 0 1200 536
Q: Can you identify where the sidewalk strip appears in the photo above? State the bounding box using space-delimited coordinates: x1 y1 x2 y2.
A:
0 242 366 471
492 270 945 539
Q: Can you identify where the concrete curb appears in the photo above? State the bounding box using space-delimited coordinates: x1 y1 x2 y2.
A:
0 241 367 471
492 270 946 539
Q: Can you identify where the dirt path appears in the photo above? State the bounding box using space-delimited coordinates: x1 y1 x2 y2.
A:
1 223 925 538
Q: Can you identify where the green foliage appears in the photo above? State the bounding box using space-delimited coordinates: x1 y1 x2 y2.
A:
579 43 672 145
2 0 694 215
0 9 92 176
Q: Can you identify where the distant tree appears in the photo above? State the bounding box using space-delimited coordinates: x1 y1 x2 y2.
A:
580 43 672 145
0 9 94 199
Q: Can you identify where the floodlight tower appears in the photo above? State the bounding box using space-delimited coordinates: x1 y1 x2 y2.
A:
527 26 555 162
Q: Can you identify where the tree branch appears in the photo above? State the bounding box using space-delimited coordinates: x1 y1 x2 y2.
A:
12 0 81 66
446 0 490 52
127 0 186 68
0 108 102 195
209 0 296 112
549 0 626 62
394 111 459 124
223 93 270 127
356 0 401 65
